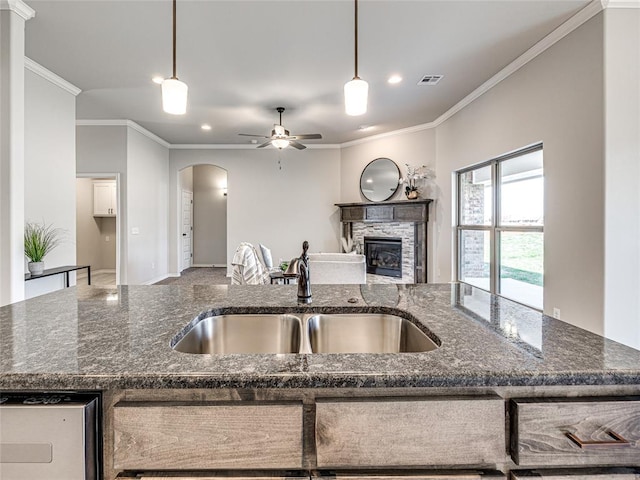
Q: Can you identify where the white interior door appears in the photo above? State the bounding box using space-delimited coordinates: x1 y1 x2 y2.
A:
181 191 193 271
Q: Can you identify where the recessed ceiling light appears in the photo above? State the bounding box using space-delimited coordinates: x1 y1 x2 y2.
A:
201 124 212 131
388 75 402 84
358 125 374 131
152 76 164 85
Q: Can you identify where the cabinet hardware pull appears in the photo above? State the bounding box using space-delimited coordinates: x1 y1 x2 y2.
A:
566 430 630 448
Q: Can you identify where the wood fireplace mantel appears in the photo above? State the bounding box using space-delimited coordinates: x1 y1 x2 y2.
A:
335 199 432 224
335 199 433 283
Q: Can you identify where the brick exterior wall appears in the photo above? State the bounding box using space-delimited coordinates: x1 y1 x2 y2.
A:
460 177 487 277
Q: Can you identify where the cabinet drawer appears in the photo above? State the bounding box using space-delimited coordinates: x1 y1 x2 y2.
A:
315 396 505 468
113 402 303 470
510 397 640 466
511 467 640 479
319 474 505 480
136 476 309 480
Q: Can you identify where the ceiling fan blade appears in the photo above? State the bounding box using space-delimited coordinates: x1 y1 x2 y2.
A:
290 133 322 140
238 133 270 138
257 140 272 149
289 141 307 150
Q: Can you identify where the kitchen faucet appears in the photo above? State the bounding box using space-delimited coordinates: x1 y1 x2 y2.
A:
285 241 312 303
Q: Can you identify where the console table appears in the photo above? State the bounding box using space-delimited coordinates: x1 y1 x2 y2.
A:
335 200 432 283
25 265 91 287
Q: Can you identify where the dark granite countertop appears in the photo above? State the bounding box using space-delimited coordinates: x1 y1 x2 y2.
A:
2 283 640 390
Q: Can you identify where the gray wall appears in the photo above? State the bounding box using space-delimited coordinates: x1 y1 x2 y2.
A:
169 148 342 275
24 69 77 299
603 8 640 348
434 14 605 334
76 125 128 282
77 124 170 285
126 128 169 285
193 165 227 266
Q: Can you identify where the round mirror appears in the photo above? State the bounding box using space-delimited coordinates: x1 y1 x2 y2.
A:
359 158 400 202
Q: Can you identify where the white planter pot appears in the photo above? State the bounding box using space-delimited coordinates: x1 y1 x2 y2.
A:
28 261 44 276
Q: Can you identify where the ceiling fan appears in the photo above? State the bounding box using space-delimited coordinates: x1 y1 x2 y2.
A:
239 107 322 150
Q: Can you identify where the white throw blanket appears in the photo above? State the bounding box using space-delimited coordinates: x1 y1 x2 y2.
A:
231 243 269 285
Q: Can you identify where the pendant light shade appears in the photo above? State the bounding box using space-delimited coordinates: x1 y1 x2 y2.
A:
162 78 188 115
162 0 188 115
345 0 368 116
344 77 368 116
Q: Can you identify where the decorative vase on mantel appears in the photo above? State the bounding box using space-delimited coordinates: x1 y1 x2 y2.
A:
405 189 419 200
28 261 44 276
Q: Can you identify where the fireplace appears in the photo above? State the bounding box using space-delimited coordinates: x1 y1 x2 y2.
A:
364 237 402 278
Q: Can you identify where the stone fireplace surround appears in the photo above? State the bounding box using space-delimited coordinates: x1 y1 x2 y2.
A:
355 225 414 283
335 200 432 284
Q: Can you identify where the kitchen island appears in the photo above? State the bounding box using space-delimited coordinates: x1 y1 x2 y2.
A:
2 283 640 479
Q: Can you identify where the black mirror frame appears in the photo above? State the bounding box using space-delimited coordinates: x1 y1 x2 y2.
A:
359 157 401 202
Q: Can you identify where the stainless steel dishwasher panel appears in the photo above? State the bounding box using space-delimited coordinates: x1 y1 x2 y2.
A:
0 393 98 480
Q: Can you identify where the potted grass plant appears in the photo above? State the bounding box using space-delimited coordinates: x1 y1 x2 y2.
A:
24 221 62 275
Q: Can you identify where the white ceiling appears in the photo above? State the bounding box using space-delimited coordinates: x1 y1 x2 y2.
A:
24 0 591 145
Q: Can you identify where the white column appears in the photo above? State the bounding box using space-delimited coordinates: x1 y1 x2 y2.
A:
0 0 35 306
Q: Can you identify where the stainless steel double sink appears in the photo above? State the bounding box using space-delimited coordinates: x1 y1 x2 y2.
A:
172 312 439 355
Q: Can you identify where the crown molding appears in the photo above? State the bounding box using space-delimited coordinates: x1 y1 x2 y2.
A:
340 122 435 148
24 57 81 96
427 0 605 129
170 143 340 150
126 120 170 148
76 119 170 148
0 0 35 20
603 0 640 7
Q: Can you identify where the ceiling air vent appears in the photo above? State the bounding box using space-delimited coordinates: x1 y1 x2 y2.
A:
418 75 443 85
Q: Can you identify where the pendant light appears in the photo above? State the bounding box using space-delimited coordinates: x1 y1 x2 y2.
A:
344 0 368 116
161 0 188 115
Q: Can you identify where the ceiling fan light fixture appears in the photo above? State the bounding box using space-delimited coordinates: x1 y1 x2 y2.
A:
162 77 188 115
161 0 188 115
345 77 368 116
272 138 290 149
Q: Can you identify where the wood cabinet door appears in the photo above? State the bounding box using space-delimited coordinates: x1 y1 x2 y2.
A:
315 396 505 468
511 467 640 479
511 397 640 467
113 401 303 470
93 182 113 215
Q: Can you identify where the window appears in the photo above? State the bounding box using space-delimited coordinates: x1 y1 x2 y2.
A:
456 145 543 309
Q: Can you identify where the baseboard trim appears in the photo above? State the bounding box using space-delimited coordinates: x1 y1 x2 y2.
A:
145 274 171 285
190 264 227 268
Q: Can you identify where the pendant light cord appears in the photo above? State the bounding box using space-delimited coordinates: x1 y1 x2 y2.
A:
172 0 177 79
354 0 359 79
